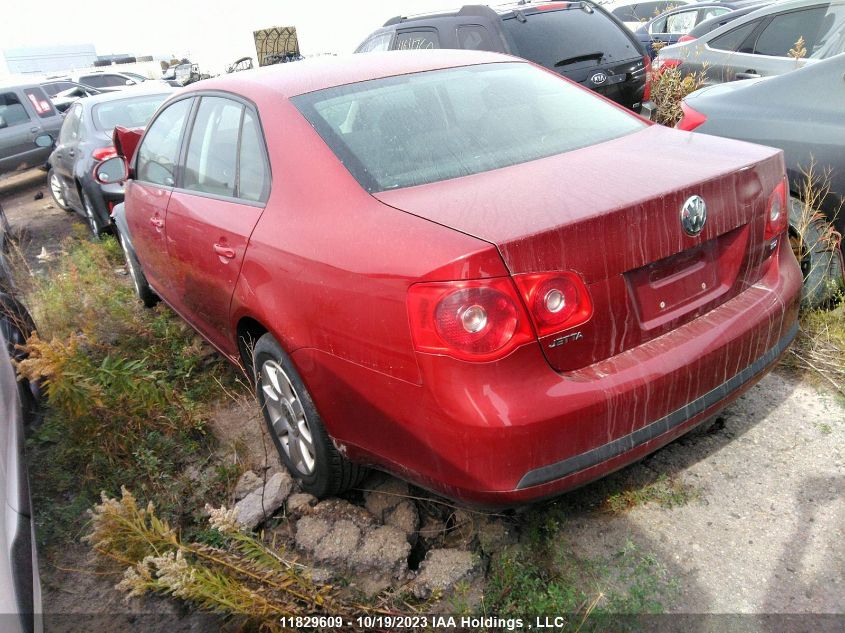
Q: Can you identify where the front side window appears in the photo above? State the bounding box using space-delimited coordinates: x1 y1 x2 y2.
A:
292 62 645 193
395 29 441 50
136 98 191 187
182 96 243 198
0 92 30 129
666 10 698 34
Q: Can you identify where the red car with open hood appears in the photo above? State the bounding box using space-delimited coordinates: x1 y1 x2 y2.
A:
97 50 801 506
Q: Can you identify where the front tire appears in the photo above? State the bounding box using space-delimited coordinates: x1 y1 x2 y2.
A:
253 333 366 498
117 229 158 308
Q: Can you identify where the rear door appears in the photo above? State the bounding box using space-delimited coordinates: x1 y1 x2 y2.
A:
52 103 84 208
164 95 270 354
126 96 193 294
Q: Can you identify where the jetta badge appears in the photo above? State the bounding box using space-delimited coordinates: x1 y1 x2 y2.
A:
591 72 608 85
681 195 707 236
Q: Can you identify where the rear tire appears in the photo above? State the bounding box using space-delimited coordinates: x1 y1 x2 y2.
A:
253 333 366 498
82 191 104 238
117 229 158 308
48 169 70 212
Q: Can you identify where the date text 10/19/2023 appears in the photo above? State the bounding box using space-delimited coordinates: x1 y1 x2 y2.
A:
279 615 579 630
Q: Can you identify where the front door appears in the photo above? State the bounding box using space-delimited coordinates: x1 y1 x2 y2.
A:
164 96 270 354
125 96 193 295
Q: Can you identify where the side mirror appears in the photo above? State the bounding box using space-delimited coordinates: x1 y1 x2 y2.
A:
34 134 53 148
94 156 128 184
125 79 136 86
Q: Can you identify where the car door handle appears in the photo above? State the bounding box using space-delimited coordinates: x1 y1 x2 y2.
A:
30 127 39 134
736 70 760 79
213 243 236 259
150 216 164 229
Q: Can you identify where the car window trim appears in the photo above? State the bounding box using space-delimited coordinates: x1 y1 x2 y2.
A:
132 93 196 190
173 89 272 205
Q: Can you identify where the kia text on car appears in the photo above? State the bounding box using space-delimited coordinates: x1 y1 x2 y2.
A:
102 51 801 506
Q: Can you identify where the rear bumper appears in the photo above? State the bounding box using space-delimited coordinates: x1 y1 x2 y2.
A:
295 237 802 507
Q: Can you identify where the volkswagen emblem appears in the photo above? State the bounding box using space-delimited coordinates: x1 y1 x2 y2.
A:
680 195 707 236
591 72 608 85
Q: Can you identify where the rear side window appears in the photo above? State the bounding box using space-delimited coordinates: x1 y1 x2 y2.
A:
92 94 168 131
457 25 495 50
183 97 243 198
752 7 828 56
136 98 192 187
42 81 75 97
23 88 56 118
82 74 130 88
356 32 393 53
395 29 440 49
58 104 82 143
502 8 639 68
292 62 644 193
238 110 270 202
0 92 31 128
709 20 760 51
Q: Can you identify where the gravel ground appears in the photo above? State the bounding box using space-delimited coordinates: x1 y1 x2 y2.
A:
2 168 842 625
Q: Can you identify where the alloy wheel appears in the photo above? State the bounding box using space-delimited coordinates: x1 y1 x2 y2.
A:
50 173 65 207
260 360 315 475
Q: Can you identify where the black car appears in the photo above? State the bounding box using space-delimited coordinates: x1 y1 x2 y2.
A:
47 87 172 237
634 0 770 57
356 1 654 114
679 53 845 304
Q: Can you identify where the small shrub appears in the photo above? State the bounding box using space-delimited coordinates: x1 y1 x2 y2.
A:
649 66 706 127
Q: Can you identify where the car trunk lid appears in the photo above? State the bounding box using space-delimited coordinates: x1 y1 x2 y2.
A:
375 125 785 372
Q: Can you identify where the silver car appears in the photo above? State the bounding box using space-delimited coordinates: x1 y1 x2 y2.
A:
656 0 845 83
0 296 42 633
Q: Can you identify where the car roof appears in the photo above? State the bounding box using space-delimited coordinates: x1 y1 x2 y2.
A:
381 1 591 26
182 50 519 101
72 85 174 108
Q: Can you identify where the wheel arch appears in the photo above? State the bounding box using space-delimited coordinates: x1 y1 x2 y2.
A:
235 316 269 380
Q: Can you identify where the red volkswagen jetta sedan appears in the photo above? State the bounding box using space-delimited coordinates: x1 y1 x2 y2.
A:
99 50 801 506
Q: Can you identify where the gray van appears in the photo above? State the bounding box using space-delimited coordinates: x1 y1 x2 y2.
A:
0 81 63 177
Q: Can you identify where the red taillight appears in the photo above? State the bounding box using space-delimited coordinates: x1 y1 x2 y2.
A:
676 101 707 131
678 35 696 43
92 146 118 161
655 58 682 73
407 278 534 361
765 178 788 241
513 272 593 338
642 55 653 101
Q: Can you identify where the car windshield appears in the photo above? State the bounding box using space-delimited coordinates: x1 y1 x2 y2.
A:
502 7 639 66
92 94 168 131
292 63 644 193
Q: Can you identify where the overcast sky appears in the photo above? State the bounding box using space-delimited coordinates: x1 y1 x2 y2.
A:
1 0 460 74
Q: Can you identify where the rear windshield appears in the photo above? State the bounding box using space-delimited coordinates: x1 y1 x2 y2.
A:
502 8 640 69
292 62 644 193
92 94 169 131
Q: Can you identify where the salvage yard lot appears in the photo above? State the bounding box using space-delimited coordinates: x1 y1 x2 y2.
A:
2 169 843 629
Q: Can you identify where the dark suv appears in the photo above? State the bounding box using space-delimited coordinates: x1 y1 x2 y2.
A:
356 1 654 114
